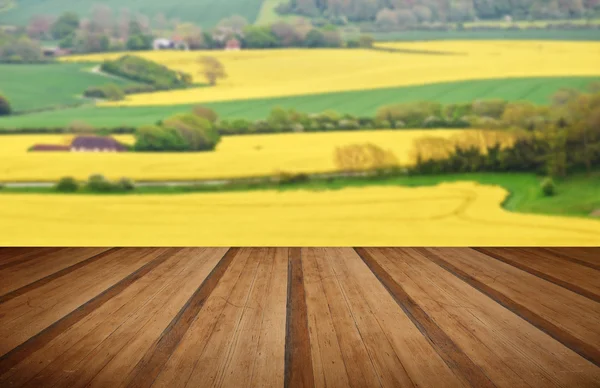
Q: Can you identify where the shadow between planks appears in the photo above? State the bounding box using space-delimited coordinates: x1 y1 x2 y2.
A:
0 247 599 388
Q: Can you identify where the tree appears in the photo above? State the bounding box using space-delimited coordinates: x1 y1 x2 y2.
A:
303 29 326 47
51 12 80 40
271 22 301 46
375 8 398 28
135 113 221 152
27 15 54 39
243 26 279 48
0 95 11 116
198 56 227 86
358 34 374 48
192 106 219 123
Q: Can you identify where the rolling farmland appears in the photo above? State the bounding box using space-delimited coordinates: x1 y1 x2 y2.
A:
0 0 265 27
1 182 599 245
0 130 472 181
0 76 596 128
0 63 135 112
61 41 600 107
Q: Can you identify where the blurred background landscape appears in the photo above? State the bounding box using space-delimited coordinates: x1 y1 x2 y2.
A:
0 0 599 245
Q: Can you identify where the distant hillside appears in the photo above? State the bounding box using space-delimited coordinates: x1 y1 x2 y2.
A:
0 0 265 27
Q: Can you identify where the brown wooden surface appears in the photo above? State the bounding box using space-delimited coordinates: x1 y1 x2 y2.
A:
0 247 598 388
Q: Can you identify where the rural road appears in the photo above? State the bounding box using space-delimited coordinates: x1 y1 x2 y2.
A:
0 171 377 189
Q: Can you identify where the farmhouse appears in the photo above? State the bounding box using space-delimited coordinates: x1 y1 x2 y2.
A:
225 38 241 51
153 37 189 51
70 136 127 152
30 144 71 152
31 136 127 153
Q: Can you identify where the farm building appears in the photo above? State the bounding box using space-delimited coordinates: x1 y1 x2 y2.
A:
31 136 127 153
71 136 127 152
29 144 71 152
153 37 189 51
225 38 241 51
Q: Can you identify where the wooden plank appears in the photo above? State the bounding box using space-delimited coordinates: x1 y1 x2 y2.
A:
302 247 351 388
533 248 600 271
0 247 191 388
381 248 600 387
0 248 178 375
285 248 316 388
249 248 288 388
0 248 167 355
149 247 260 388
421 247 600 367
0 248 58 267
326 248 464 388
473 248 600 302
0 248 61 270
219 248 287 388
175 247 263 388
41 248 229 388
356 248 495 388
115 247 237 388
0 248 116 304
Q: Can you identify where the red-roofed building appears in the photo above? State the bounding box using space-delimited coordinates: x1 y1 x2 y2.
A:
225 38 241 51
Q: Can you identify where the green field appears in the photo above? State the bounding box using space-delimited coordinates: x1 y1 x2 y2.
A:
363 29 600 41
3 172 599 218
0 76 597 129
0 63 136 113
0 0 265 27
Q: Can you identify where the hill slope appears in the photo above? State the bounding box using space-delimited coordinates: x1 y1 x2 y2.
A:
0 63 136 113
0 0 265 27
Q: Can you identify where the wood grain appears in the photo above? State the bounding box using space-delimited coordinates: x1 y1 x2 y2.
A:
420 247 600 367
473 248 600 302
123 247 238 388
0 248 117 304
0 248 178 375
355 248 495 388
285 248 315 388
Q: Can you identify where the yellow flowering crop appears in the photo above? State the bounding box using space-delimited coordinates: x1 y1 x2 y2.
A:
0 130 471 181
61 41 600 106
1 182 598 245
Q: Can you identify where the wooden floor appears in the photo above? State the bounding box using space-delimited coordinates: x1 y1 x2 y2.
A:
0 248 599 388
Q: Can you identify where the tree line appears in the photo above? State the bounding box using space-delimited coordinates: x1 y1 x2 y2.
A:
278 0 600 27
3 6 372 57
410 84 600 178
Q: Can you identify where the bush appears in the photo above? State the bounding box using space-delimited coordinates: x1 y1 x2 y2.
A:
541 177 556 197
117 177 136 191
135 113 221 152
472 99 507 119
376 101 442 127
274 172 311 185
192 106 219 123
334 143 399 172
55 177 79 192
0 95 11 116
85 174 117 193
101 55 192 89
83 84 125 101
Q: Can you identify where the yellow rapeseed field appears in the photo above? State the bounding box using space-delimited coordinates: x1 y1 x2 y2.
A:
0 130 475 181
62 41 600 106
1 182 599 245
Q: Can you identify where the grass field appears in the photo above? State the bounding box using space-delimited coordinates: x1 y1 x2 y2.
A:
0 130 478 181
362 29 600 41
61 42 600 107
0 63 136 113
254 0 297 25
464 18 600 28
0 0 265 27
1 180 599 245
0 76 596 129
